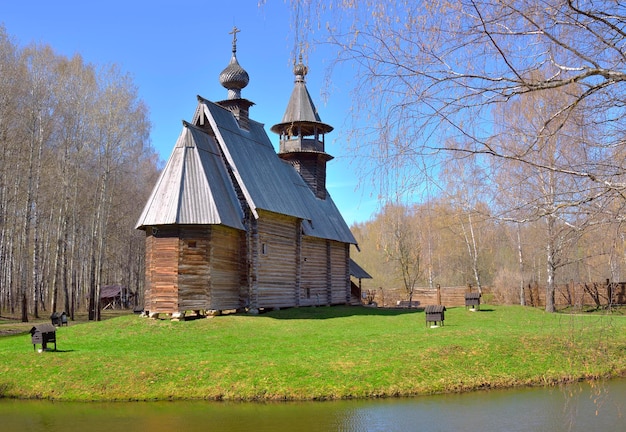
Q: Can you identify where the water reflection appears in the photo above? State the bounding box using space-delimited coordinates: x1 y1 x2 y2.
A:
1 380 624 432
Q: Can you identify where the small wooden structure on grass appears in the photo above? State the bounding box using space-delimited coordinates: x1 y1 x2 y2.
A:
465 292 481 310
350 259 372 305
29 324 57 352
397 300 421 308
100 285 135 310
425 305 446 327
50 311 68 326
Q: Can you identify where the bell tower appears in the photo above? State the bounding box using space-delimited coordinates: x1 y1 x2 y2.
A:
271 56 334 200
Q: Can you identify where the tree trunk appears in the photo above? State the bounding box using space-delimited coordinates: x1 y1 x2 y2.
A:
517 226 525 306
545 217 557 313
460 211 483 295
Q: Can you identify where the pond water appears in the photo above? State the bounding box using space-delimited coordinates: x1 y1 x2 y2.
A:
1 379 624 432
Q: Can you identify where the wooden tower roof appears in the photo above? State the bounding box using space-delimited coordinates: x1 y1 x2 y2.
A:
270 58 333 137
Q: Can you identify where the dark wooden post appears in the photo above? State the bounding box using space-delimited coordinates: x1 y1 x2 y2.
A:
436 284 441 306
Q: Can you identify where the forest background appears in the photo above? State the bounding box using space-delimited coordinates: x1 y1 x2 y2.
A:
1 1 626 321
0 29 160 322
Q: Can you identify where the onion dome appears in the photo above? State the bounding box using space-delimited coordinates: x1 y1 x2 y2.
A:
219 26 249 100
293 58 308 83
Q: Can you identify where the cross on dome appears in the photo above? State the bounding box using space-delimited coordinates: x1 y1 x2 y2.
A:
229 26 240 53
219 26 249 100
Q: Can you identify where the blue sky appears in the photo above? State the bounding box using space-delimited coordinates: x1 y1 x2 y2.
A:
2 0 380 226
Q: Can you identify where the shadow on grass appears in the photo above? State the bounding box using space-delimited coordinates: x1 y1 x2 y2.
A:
35 349 76 354
263 305 425 320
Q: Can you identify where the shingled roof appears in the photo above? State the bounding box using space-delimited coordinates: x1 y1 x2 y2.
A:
136 97 356 245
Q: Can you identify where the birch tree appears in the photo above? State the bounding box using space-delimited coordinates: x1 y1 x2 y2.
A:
88 65 150 321
439 155 493 294
298 0 625 189
0 26 157 320
0 28 23 314
290 0 626 310
16 45 59 321
491 81 597 312
377 203 423 305
49 54 97 318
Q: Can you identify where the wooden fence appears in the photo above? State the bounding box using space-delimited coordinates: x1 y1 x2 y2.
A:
364 285 484 308
362 280 626 309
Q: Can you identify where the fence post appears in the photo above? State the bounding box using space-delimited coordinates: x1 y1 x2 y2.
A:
436 284 441 306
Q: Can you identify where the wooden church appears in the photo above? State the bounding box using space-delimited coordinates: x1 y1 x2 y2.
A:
135 29 366 318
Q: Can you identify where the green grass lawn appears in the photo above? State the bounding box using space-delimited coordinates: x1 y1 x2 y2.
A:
1 305 625 401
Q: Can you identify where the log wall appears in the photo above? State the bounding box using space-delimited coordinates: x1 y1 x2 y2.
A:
256 212 298 309
144 228 153 311
144 225 244 314
143 213 354 314
209 225 243 310
301 237 329 306
330 242 350 305
300 238 351 306
178 227 210 311
145 227 179 313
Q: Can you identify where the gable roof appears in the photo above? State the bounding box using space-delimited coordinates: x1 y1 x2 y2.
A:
100 285 134 300
198 99 356 244
135 120 245 231
137 96 356 245
199 100 312 221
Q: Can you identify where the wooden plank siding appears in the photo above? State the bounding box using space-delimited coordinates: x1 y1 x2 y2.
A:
301 237 329 306
178 227 210 311
209 225 243 310
330 241 350 305
144 225 244 315
300 238 351 306
256 211 299 309
145 227 179 314
143 214 353 315
245 214 259 309
144 228 153 312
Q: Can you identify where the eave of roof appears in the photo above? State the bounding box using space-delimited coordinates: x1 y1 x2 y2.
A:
349 259 372 279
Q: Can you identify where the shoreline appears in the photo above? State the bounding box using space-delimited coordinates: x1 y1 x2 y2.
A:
2 306 625 403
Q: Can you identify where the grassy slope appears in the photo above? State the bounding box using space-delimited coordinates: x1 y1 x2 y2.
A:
1 305 625 401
